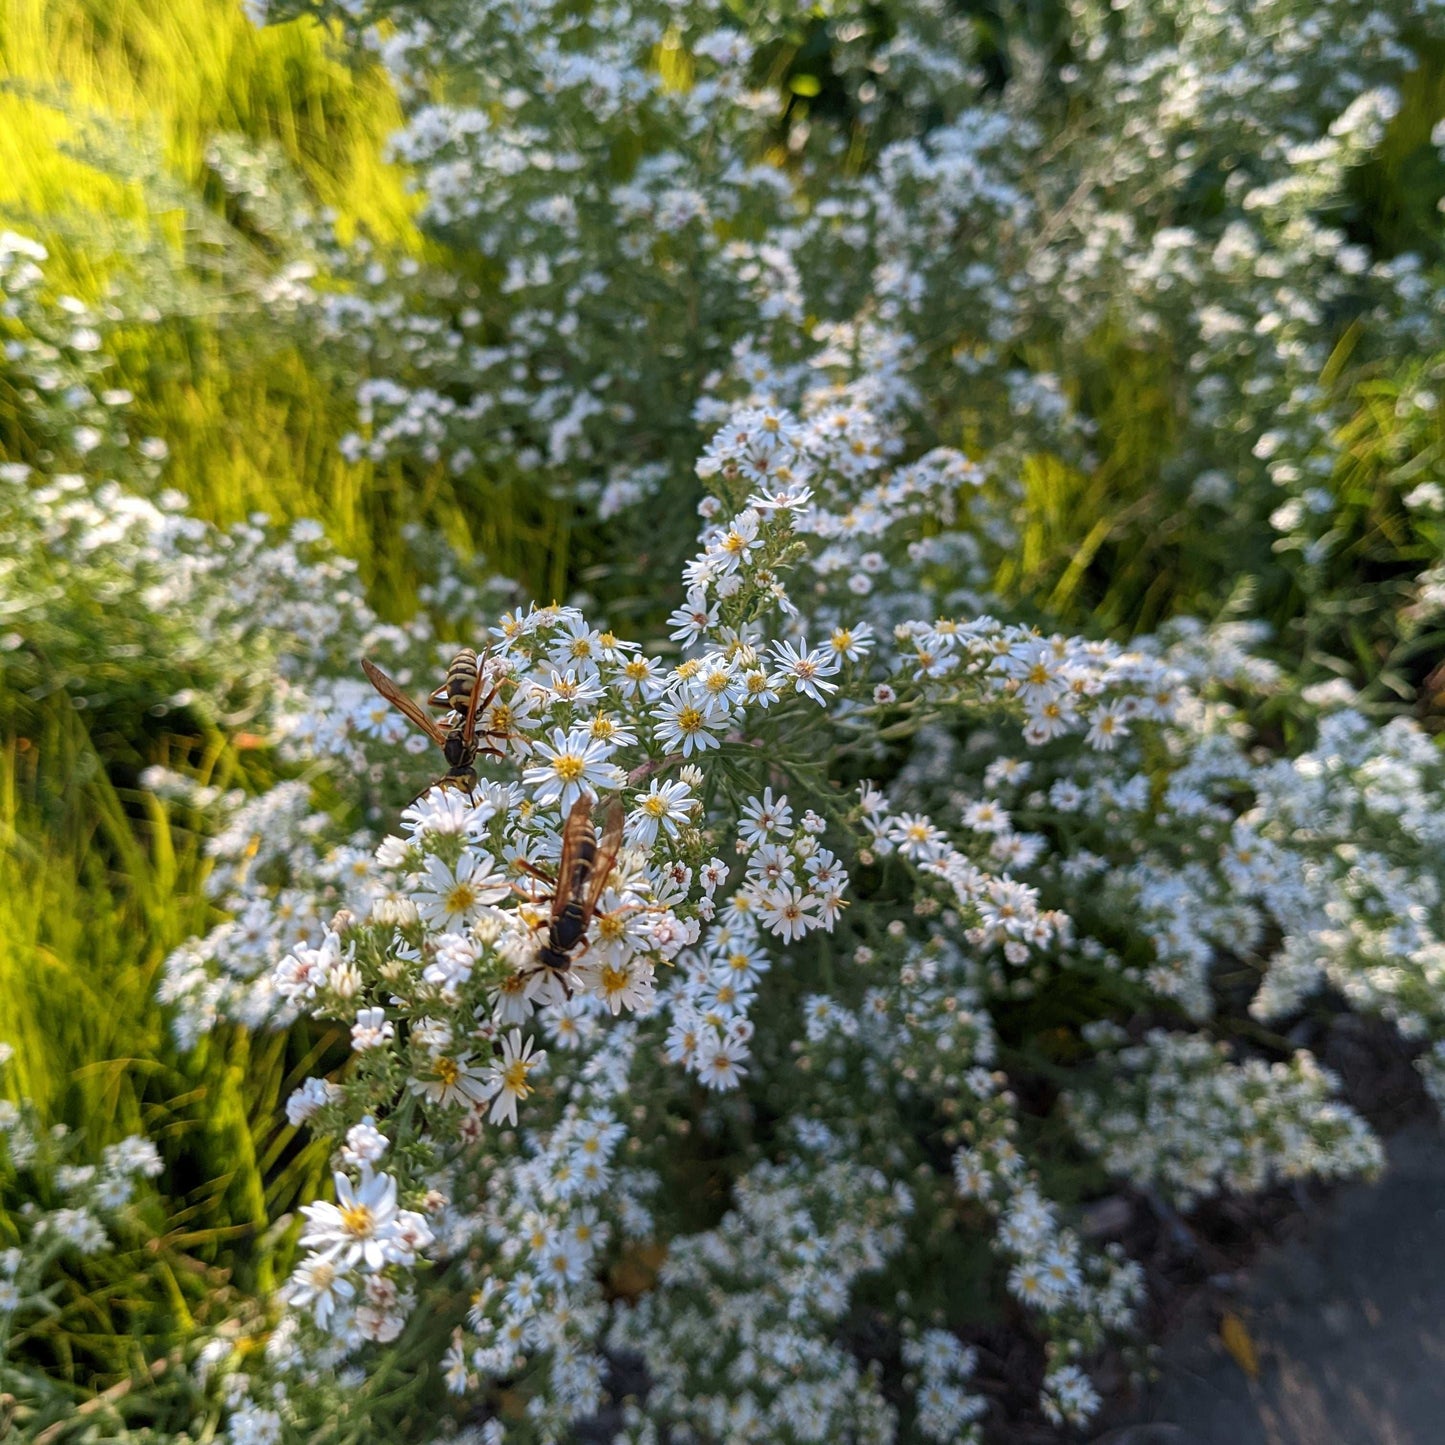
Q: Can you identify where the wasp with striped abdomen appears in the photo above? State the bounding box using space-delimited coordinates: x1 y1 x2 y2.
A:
514 794 627 976
361 647 504 804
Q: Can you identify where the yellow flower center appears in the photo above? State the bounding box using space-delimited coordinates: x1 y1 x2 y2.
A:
503 1059 533 1095
435 1056 461 1086
553 754 586 782
445 883 478 914
676 706 703 734
599 964 630 995
341 1203 375 1239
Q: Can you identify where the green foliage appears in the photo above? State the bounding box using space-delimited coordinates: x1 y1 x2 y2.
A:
3 0 1445 1433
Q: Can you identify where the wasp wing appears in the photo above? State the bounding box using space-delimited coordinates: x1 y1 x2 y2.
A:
583 796 625 913
550 795 597 921
458 647 491 742
361 657 449 746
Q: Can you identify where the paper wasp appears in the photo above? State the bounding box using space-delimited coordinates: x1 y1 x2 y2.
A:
514 794 626 975
361 647 504 803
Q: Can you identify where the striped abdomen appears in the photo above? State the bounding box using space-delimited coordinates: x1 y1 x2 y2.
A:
437 648 479 715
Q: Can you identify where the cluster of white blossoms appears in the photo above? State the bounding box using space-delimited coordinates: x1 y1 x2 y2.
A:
248 0 1445 677
901 1329 987 1445
135 381 1437 1441
11 0 1445 1431
608 1142 918 1445
11 219 1439 1439
1066 1031 1385 1210
0 1047 164 1326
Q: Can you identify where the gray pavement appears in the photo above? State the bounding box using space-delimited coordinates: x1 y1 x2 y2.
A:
1102 1124 1445 1445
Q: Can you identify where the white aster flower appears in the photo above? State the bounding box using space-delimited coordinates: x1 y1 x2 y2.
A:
413 852 510 931
484 1029 547 1127
298 1168 401 1272
522 727 619 811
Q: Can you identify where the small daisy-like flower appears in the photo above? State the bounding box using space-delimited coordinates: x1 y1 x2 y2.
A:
298 1168 400 1271
696 1033 749 1089
583 710 638 748
484 1030 547 1127
576 955 655 1015
653 691 725 756
536 1237 589 1290
522 727 619 811
707 509 760 574
409 1053 492 1110
738 788 794 846
442 1328 473 1395
889 812 949 862
287 1251 356 1328
547 616 604 673
666 587 719 646
542 668 605 707
767 638 839 705
401 787 495 840
756 885 821 942
699 857 730 894
1085 699 1132 751
747 481 813 512
413 852 509 931
828 621 875 661
616 653 666 699
741 668 780 708
627 779 694 846
351 1007 394 1052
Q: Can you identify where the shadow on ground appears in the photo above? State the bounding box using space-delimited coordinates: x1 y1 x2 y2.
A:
1098 1124 1445 1445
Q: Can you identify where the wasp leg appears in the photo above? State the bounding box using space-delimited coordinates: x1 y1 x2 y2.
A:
512 858 558 886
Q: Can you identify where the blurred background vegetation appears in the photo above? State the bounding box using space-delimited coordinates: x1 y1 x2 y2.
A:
2 0 1444 1418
